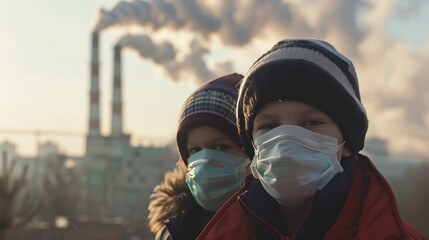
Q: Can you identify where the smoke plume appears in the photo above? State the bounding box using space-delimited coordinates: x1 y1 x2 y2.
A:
94 0 313 46
118 34 217 82
94 0 219 34
118 34 176 63
95 0 429 159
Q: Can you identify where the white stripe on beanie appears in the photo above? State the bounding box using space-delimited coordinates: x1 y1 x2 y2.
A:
247 39 366 114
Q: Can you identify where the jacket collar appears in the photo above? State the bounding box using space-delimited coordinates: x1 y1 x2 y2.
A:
238 155 356 239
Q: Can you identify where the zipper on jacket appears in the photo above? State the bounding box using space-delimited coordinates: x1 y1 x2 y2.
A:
287 195 315 240
239 195 284 238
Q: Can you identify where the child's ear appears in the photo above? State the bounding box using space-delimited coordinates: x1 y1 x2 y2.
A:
342 145 352 158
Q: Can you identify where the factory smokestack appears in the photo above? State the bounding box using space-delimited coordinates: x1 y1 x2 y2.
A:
111 45 123 137
89 31 101 136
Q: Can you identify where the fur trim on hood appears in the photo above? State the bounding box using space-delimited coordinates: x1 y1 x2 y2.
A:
148 159 194 234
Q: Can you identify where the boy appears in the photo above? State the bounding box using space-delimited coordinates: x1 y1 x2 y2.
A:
148 73 249 240
196 39 424 239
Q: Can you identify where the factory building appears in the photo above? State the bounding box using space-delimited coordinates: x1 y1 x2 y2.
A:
0 31 178 239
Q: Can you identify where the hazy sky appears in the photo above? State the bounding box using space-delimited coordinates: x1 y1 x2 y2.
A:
1 0 428 159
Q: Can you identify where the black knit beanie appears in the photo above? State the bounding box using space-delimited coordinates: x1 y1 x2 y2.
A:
237 39 368 158
177 73 243 163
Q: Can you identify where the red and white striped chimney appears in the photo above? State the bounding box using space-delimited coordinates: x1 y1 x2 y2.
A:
89 31 101 136
111 45 123 137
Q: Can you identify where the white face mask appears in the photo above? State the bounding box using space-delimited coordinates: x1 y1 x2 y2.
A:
251 125 344 207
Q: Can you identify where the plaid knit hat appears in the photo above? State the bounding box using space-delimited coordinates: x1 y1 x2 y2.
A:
177 73 243 163
237 39 368 158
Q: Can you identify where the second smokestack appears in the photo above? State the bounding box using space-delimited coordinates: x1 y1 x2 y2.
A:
111 45 123 137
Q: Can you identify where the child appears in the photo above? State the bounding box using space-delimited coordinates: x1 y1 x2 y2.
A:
148 73 250 240
196 39 424 239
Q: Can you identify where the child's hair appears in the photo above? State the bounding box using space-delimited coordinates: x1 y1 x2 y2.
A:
237 39 368 158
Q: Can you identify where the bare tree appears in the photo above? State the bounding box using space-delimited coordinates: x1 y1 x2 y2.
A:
0 151 41 240
41 159 81 227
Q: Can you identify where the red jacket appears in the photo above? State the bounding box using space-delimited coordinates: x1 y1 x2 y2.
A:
196 154 425 240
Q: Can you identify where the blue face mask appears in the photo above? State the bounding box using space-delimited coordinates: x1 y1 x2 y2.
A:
186 149 249 212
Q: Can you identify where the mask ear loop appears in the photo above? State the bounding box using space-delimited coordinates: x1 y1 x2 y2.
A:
235 158 251 171
336 141 346 152
251 140 260 158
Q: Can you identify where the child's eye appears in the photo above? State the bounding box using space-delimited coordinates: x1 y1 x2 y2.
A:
302 119 324 126
256 123 278 131
214 145 226 151
188 147 201 156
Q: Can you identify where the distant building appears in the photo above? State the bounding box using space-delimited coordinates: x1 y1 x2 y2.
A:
1 138 177 231
363 137 418 180
0 141 39 188
83 143 177 221
0 141 17 163
0 31 179 240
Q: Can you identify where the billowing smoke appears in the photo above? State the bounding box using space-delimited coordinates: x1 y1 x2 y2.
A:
357 30 429 158
163 39 215 81
349 0 429 159
94 0 219 35
211 0 312 46
117 34 176 63
393 0 425 19
315 0 369 58
117 34 217 81
94 0 314 46
95 0 429 159
94 0 174 31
